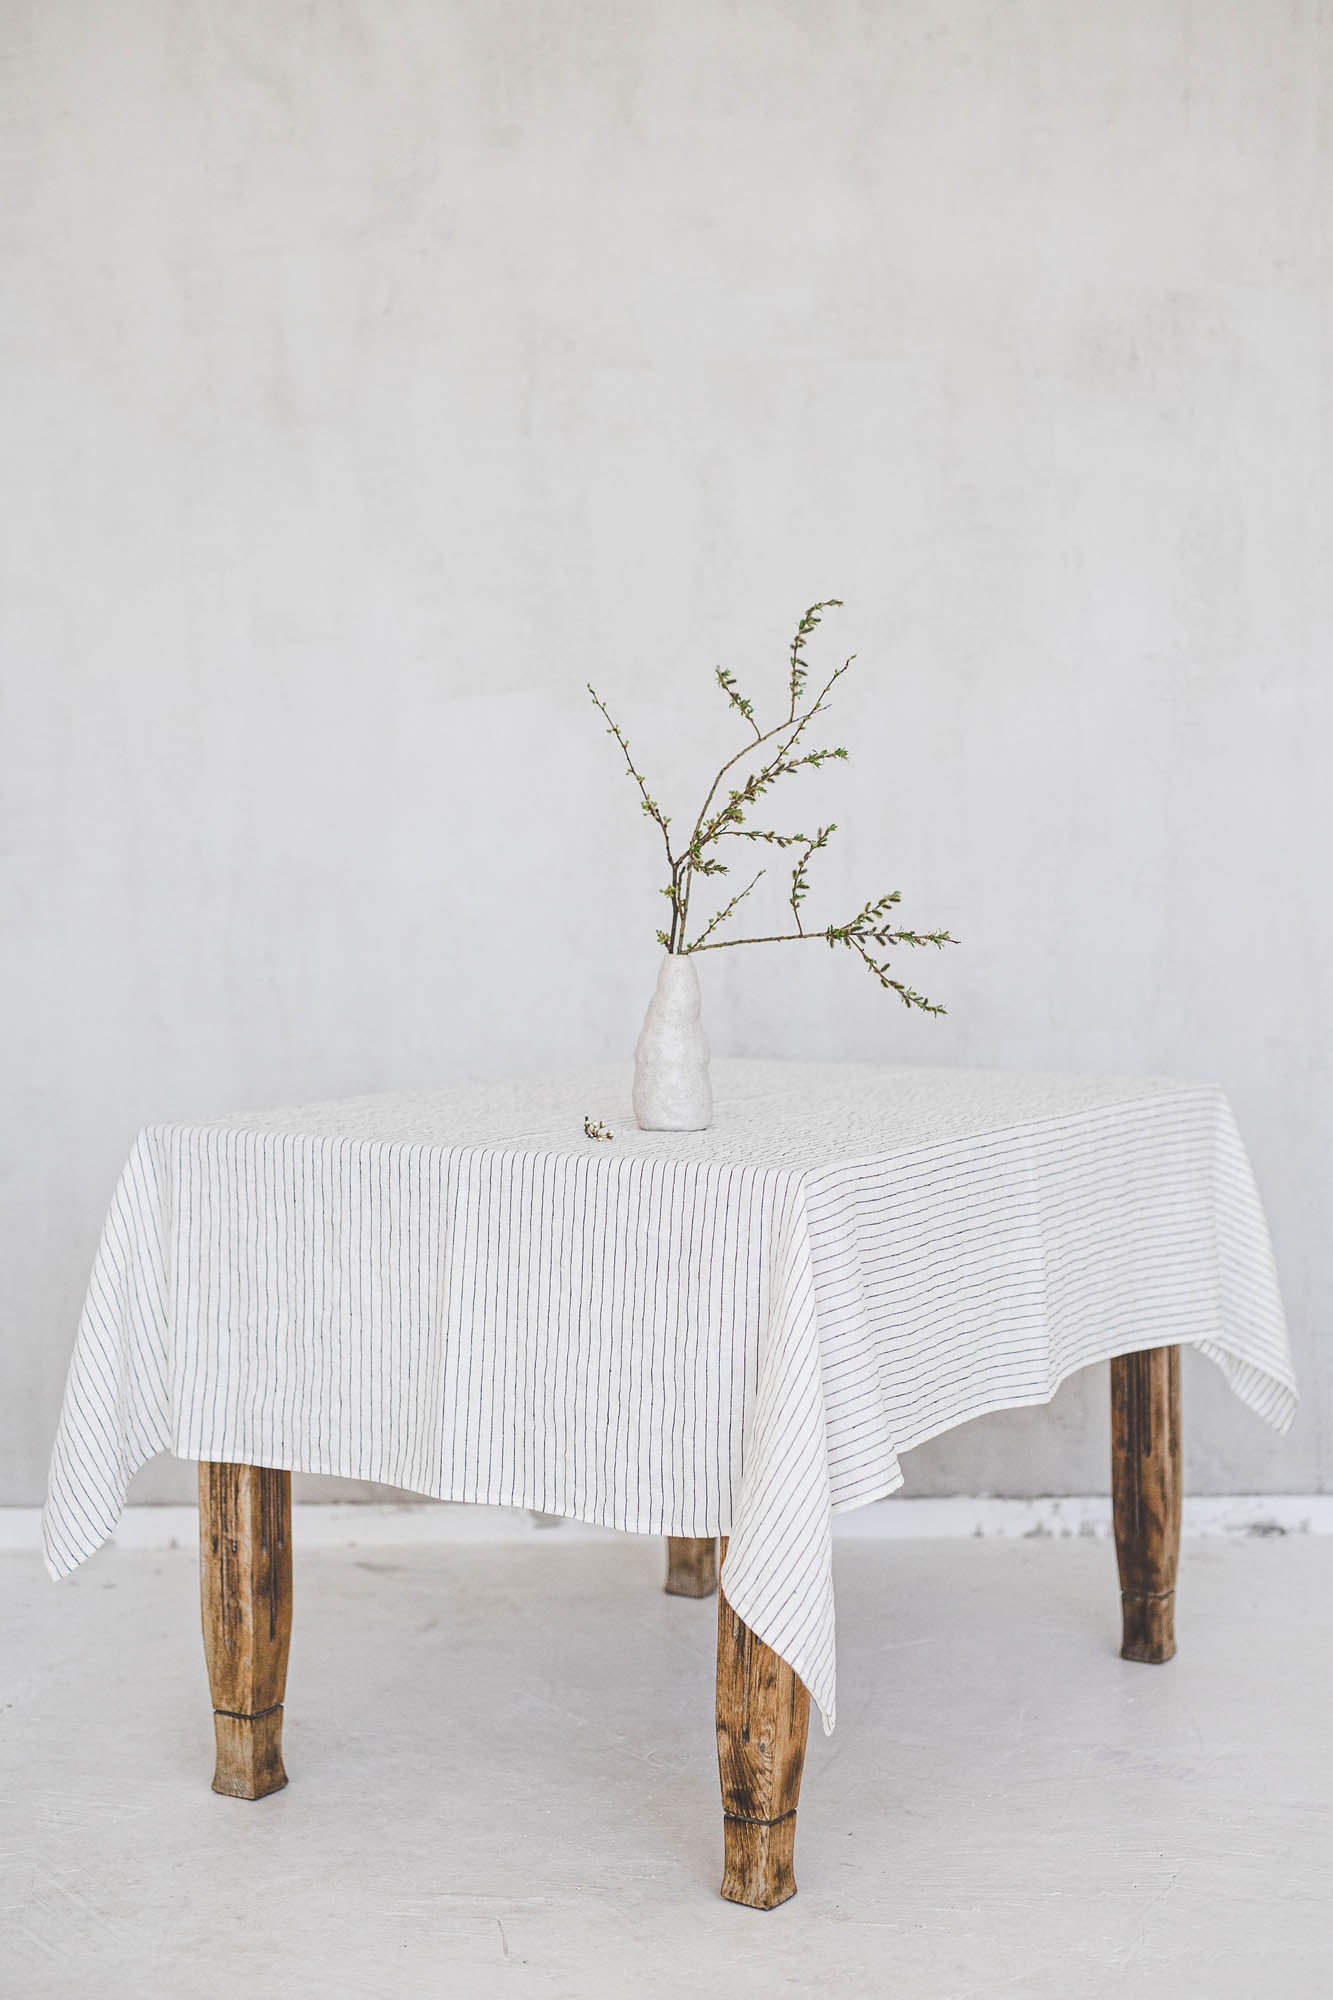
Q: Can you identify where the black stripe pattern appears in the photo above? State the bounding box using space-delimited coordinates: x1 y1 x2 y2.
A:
43 1060 1296 1729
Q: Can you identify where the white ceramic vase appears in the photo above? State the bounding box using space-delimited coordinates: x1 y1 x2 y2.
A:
633 952 712 1131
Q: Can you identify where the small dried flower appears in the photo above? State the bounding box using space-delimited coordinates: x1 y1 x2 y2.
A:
583 1116 615 1142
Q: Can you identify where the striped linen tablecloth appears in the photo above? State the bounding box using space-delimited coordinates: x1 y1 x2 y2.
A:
43 1059 1296 1730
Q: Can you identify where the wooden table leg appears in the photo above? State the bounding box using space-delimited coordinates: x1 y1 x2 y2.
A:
1111 1346 1181 1663
199 1462 293 1798
715 1538 810 1909
665 1535 717 1597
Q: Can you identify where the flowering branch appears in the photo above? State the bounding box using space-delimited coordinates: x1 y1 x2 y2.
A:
588 601 957 1009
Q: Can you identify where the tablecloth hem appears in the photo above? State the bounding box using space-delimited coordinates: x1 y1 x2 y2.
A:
827 1332 1296 1522
45 1326 1296 1585
44 1443 741 1574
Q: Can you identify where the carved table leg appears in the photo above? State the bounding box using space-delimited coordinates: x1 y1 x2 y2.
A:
1111 1346 1181 1663
665 1535 717 1597
199 1462 293 1798
715 1538 810 1909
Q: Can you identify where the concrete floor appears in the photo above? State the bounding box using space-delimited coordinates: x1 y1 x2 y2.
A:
2 1535 1329 1999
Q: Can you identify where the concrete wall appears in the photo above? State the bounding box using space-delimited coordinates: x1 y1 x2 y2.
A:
3 0 1328 1506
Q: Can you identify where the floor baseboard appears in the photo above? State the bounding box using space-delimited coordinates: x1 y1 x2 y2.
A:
2 1492 1330 1555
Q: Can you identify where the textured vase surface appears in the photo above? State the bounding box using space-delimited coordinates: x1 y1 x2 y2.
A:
633 953 712 1131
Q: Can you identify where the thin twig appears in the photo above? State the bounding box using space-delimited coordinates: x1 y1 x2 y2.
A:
687 659 851 859
587 682 675 877
688 870 766 950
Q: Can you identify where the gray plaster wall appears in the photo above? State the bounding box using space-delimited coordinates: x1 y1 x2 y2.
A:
3 1 1328 1506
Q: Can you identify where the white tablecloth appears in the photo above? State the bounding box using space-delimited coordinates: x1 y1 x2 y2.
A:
43 1060 1296 1729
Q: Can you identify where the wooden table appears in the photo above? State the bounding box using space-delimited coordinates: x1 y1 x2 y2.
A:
197 1346 1180 1910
